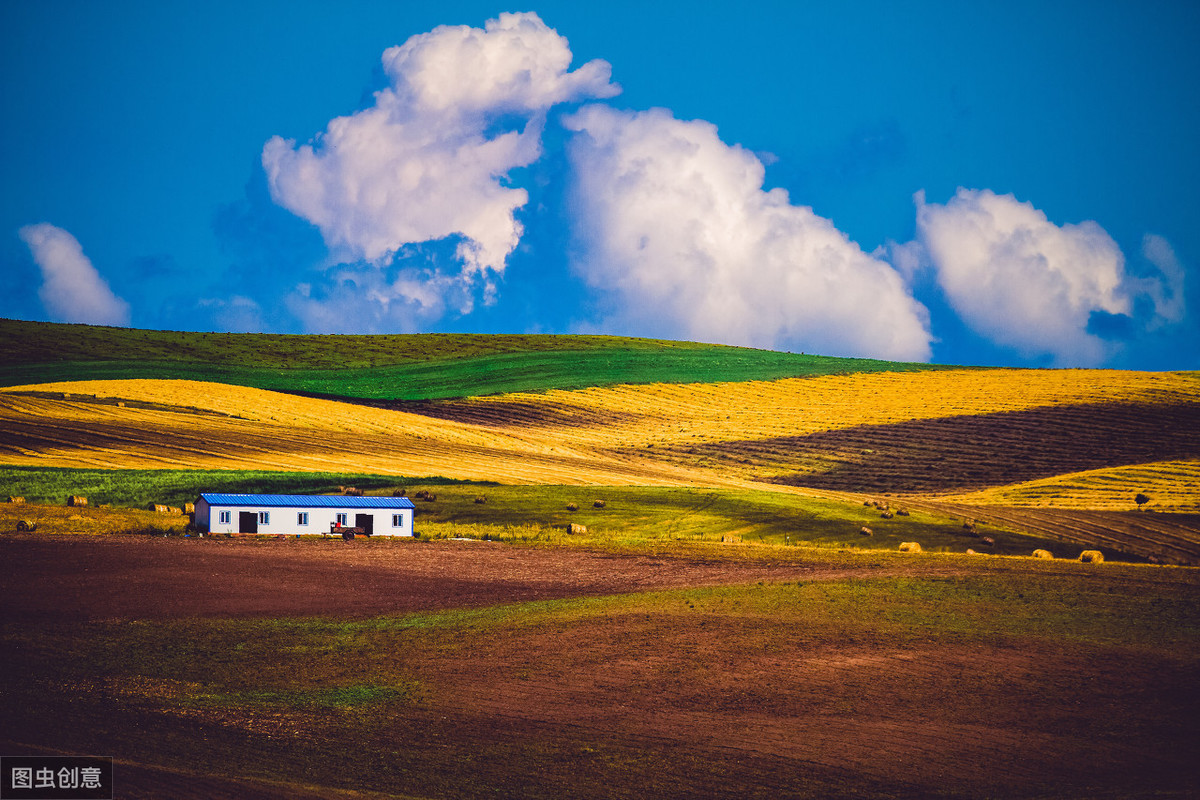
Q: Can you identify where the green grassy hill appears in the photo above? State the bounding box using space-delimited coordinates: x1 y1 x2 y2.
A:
0 319 948 400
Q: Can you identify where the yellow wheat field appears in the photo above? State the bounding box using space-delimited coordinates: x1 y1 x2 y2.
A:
428 368 1200 448
0 381 710 486
2 370 1197 502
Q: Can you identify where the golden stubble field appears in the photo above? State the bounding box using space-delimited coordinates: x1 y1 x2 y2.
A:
2 369 1197 504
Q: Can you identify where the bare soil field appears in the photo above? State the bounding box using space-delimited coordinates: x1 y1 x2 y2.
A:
0 535 864 623
3 535 1198 799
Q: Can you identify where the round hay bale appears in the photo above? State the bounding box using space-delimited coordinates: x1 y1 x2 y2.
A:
880 511 893 519
1079 550 1105 564
899 541 921 553
568 523 588 535
474 496 487 504
979 536 995 546
7 496 25 505
896 509 910 517
16 519 35 532
566 502 579 512
593 500 606 509
1032 549 1053 559
859 526 874 536
393 489 407 497
67 496 87 507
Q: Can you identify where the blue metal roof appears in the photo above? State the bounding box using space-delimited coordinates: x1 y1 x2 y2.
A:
198 493 415 509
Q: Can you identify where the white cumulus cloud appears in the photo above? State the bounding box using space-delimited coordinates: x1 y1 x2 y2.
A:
914 188 1131 365
262 11 618 291
563 105 932 361
18 223 130 326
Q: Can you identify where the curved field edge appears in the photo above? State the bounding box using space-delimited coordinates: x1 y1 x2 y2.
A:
0 319 945 400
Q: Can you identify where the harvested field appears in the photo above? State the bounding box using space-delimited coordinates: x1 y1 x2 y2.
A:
942 459 1200 510
903 501 1200 565
2 535 1198 799
678 400 1200 493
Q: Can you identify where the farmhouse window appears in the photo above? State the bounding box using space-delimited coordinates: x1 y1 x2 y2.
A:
392 514 403 527
297 512 309 526
258 511 270 525
336 513 348 526
219 511 231 525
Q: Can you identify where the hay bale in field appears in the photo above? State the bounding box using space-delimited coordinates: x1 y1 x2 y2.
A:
899 541 921 553
167 507 182 515
568 523 588 535
67 496 87 507
474 496 487 504
859 526 873 536
1079 550 1105 564
343 486 362 496
150 504 170 513
16 520 36 532
422 493 436 502
414 490 429 500
896 509 910 517
880 511 893 519
979 536 995 546
566 502 578 512
393 489 407 497
7 496 25 505
1032 549 1054 559
593 500 606 509
966 548 978 555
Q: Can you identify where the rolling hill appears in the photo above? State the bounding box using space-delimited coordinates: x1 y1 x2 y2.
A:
2 318 1198 562
0 318 945 400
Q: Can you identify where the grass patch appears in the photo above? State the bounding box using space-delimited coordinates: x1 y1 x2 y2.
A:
401 483 1084 557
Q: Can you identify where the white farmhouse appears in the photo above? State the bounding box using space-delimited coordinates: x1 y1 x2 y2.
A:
194 493 416 537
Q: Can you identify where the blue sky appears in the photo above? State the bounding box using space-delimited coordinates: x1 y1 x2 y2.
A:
2 1 1197 368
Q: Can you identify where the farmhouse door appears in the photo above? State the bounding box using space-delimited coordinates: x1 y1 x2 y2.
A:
355 513 373 535
239 511 257 533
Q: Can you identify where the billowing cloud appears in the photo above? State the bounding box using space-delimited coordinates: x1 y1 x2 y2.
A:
914 188 1131 365
563 105 932 361
262 11 618 293
17 223 130 326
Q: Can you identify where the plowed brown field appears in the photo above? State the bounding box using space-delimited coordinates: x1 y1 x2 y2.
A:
3 535 1197 799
